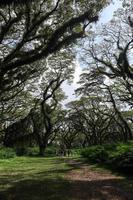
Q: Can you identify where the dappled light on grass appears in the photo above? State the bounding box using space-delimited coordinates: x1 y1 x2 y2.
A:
0 157 133 200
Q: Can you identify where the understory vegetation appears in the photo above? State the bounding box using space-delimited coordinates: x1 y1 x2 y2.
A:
0 146 57 158
1 141 133 175
80 141 133 173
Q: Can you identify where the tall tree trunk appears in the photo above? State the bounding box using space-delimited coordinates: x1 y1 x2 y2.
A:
108 87 132 142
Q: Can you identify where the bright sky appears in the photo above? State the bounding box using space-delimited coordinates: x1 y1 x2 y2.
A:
99 0 122 24
62 0 122 105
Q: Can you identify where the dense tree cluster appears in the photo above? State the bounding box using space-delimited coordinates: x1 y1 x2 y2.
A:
0 0 109 155
0 0 107 99
1 0 133 156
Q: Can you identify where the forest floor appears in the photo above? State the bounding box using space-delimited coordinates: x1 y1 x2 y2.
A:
0 156 133 200
66 159 133 200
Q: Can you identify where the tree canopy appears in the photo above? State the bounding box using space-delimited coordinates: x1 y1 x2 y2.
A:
1 0 133 157
0 0 108 99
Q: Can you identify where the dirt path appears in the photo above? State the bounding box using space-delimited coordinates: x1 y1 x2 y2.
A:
66 160 133 200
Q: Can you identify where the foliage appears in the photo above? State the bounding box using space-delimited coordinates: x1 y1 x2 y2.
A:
76 1 133 145
3 56 73 156
24 146 39 156
66 96 120 146
26 146 57 157
81 145 109 162
71 148 82 155
0 146 16 159
0 0 107 99
15 146 57 157
0 0 34 6
109 142 133 172
45 146 57 157
15 146 28 156
0 0 108 144
80 142 133 173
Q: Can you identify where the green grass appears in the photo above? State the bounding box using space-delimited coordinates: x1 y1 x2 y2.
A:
0 156 133 200
0 156 74 200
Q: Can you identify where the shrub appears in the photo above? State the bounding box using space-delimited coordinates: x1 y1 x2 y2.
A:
80 141 133 173
26 147 39 156
15 145 57 157
15 146 28 156
71 148 82 155
45 146 56 157
26 146 57 157
109 149 133 173
81 145 109 163
0 147 16 159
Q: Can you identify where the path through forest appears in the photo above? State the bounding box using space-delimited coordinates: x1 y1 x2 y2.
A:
66 160 133 200
0 157 133 200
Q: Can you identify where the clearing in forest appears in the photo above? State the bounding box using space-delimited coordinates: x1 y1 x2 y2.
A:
0 157 133 200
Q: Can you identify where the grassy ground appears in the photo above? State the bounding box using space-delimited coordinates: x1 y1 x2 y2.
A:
0 156 74 200
0 156 133 200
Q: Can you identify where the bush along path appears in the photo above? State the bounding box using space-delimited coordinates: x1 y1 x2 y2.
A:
80 142 133 173
0 157 133 200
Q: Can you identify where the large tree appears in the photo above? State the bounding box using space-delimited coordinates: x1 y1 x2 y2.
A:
76 1 133 141
4 51 73 155
81 1 133 93
74 60 133 144
0 0 108 99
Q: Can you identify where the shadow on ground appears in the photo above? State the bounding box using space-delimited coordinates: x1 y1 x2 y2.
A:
1 177 133 200
0 158 133 200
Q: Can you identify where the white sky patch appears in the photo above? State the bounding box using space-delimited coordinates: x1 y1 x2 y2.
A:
99 0 122 24
73 59 82 88
104 76 114 86
61 82 75 104
62 59 82 105
62 0 122 105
